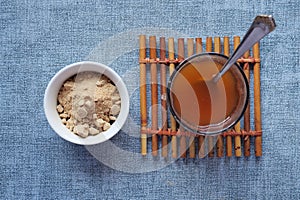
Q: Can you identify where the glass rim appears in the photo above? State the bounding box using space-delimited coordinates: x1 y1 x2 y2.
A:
167 52 250 136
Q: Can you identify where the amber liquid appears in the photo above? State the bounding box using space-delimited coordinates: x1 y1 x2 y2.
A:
170 59 240 128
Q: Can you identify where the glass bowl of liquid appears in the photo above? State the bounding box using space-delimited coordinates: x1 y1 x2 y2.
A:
167 53 249 135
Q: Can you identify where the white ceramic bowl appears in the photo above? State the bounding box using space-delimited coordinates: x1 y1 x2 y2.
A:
44 61 129 145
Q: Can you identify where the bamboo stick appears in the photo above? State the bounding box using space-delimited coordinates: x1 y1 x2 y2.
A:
187 38 194 57
206 37 214 157
214 36 222 54
208 137 214 157
223 36 232 157
187 38 196 158
206 37 212 52
178 38 185 60
198 135 205 158
214 37 224 158
168 37 177 158
179 130 186 158
160 37 168 158
243 49 251 157
195 38 205 158
253 42 262 157
233 36 242 157
149 36 158 156
139 35 147 156
196 38 203 54
178 38 186 158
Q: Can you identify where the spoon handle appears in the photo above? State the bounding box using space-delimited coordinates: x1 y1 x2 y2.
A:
214 15 276 82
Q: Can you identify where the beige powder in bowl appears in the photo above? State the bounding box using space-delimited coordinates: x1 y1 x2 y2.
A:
56 72 121 138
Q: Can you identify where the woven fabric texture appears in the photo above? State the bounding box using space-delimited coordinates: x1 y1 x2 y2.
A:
1 0 299 199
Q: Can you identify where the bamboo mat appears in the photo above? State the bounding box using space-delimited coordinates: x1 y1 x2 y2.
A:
139 35 263 158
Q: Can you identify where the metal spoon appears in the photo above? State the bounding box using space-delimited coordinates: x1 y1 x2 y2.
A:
212 15 276 83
